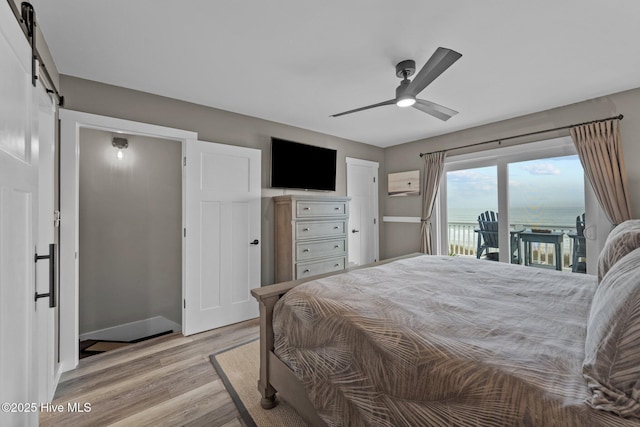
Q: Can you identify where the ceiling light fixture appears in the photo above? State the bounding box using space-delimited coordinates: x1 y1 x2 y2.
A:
112 137 128 160
396 95 416 108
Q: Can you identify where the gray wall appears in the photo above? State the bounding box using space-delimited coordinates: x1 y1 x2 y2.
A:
383 87 640 258
61 75 386 285
63 75 640 273
79 128 182 334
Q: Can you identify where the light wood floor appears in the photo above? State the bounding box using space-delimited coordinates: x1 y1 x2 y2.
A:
40 318 259 427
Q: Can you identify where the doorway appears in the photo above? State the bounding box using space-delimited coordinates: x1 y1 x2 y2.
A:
77 129 182 355
59 110 261 372
59 110 197 371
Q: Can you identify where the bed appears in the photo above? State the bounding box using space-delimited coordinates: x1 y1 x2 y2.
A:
251 220 640 426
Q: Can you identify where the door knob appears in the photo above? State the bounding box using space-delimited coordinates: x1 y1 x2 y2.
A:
250 239 259 245
352 229 360 233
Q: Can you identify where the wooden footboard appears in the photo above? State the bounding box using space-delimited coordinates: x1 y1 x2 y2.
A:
250 253 421 426
250 273 329 425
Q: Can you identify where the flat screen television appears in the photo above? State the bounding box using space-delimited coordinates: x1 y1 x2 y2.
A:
270 137 337 191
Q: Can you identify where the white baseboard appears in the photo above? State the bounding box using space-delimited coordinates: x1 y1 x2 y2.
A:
79 316 182 342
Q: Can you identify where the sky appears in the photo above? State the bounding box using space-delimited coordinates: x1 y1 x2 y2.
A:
447 155 585 224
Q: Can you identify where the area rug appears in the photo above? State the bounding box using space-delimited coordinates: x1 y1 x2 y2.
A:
210 339 308 427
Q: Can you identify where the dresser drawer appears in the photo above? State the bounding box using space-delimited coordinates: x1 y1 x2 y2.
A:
296 238 347 261
296 257 346 279
296 201 347 218
295 220 346 240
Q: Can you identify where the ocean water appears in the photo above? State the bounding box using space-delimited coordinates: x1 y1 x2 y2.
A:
448 206 584 228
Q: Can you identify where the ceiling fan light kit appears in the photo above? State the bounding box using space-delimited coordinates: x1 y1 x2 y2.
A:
395 78 416 107
396 97 416 108
331 47 462 121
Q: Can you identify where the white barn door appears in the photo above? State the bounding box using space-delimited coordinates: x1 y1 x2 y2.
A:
184 140 260 335
35 85 59 403
0 1 40 425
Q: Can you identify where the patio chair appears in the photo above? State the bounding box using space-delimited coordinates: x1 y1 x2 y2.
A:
476 211 499 261
570 213 586 273
476 210 522 263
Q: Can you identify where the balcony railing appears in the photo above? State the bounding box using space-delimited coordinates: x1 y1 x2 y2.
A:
448 221 579 271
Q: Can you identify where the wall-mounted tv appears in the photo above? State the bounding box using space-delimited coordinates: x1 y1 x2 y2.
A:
270 137 337 191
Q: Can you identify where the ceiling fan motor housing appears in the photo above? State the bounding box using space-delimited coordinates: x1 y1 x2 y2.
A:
395 60 415 103
396 80 411 98
395 59 416 78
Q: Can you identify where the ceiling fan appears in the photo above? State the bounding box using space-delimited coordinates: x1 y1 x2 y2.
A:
330 47 462 121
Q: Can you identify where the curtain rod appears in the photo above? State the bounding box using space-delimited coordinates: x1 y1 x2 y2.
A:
419 114 624 157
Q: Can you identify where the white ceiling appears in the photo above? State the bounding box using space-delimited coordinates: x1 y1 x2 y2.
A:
32 0 640 148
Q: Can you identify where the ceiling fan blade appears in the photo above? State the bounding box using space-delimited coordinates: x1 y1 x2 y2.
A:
330 99 396 117
413 99 458 121
406 47 462 96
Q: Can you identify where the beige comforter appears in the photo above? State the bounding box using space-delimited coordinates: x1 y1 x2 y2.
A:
273 255 637 426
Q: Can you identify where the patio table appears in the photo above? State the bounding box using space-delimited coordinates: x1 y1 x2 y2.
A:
519 230 564 271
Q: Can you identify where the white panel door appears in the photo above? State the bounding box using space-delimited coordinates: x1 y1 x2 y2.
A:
0 1 39 425
184 140 260 335
346 158 379 266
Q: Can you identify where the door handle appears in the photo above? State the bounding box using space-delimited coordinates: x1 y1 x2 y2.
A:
250 239 259 245
34 243 56 308
352 229 360 233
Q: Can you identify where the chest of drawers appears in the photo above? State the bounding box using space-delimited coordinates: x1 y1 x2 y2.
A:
274 195 350 282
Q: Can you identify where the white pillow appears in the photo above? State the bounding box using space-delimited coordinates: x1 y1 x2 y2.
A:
584 247 640 418
597 220 640 282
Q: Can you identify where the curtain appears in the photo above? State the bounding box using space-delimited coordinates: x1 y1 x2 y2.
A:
570 119 632 225
420 151 447 254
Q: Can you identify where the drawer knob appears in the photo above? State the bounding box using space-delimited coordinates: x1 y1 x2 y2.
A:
303 207 310 210
303 249 310 252
302 228 309 231
334 245 340 248
334 226 339 230
334 264 340 267
303 269 310 273
334 207 340 210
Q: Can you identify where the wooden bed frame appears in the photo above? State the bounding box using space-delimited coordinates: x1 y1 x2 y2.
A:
250 254 420 426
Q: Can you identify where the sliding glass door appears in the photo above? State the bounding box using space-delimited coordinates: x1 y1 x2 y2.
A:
508 155 585 270
446 166 497 257
438 137 598 273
